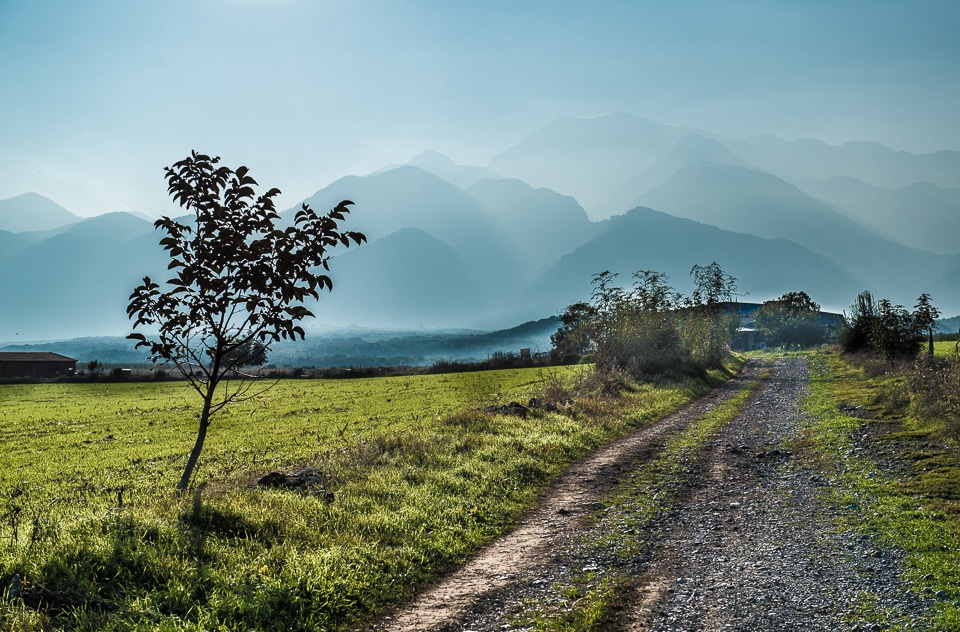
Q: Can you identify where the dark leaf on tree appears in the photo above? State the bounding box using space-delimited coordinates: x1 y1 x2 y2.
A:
128 151 364 492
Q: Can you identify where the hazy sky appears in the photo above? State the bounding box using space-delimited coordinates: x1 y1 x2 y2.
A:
2 0 959 217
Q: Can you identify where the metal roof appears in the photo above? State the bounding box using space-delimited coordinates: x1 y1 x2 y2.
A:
0 352 77 362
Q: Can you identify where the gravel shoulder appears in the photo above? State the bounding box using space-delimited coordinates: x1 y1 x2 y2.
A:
361 358 929 631
620 357 925 631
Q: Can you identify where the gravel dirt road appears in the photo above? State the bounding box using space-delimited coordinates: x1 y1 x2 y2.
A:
362 358 929 631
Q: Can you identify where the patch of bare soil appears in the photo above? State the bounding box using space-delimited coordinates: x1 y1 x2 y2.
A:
360 359 929 631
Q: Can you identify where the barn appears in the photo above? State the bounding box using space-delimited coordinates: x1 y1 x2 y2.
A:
0 352 77 378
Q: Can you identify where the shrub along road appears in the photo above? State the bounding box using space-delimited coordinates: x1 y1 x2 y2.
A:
363 358 934 631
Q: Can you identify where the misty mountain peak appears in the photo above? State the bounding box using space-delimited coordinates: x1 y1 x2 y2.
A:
668 134 749 166
408 149 456 167
403 151 500 189
0 192 79 233
467 177 543 203
489 114 719 216
63 212 155 241
5 115 960 342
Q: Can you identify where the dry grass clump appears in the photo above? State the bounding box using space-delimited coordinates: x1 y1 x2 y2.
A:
908 356 960 440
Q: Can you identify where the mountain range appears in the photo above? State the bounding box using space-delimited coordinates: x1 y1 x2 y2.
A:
2 113 959 350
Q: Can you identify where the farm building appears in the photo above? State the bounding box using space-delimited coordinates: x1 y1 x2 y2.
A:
0 352 77 378
724 302 844 351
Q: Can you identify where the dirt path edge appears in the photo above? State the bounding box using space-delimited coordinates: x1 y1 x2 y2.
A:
360 362 762 632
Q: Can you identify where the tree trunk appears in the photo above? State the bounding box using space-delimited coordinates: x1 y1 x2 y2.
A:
177 392 214 494
928 329 935 358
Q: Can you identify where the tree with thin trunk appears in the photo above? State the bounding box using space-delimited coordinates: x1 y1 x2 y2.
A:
913 293 941 358
687 262 739 367
127 151 366 493
754 290 824 348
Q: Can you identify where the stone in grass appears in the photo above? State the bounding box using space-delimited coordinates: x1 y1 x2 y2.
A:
257 468 334 502
527 397 560 412
6 574 21 600
484 401 528 418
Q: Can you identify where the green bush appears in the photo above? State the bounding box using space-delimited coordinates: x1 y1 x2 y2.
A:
840 290 940 359
553 266 736 380
753 291 825 348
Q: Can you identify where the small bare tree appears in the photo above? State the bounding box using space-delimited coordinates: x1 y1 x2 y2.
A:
127 151 366 492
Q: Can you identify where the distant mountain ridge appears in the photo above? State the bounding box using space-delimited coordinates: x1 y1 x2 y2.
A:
0 210 165 339
0 192 80 232
297 165 529 310
489 114 708 216
733 135 960 191
598 133 757 217
466 177 601 270
490 113 960 218
635 162 954 308
310 226 488 328
524 206 862 318
405 150 500 189
797 176 960 255
3 112 960 344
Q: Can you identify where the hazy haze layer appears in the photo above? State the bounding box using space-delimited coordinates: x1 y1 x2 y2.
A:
2 1 958 216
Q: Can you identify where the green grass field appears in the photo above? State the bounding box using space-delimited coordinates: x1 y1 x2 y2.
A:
801 351 960 630
0 369 580 501
933 340 959 358
0 365 725 630
5 350 959 630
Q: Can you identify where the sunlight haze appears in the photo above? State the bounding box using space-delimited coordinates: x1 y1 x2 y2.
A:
2 1 958 217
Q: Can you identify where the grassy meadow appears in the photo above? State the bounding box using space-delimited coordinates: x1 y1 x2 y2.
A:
0 365 727 630
933 339 960 358
800 351 960 630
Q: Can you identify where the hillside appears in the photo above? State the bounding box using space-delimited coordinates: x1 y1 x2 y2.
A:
797 176 960 256
0 213 165 339
526 206 862 316
466 177 601 270
597 133 758 217
636 163 955 310
309 227 489 329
